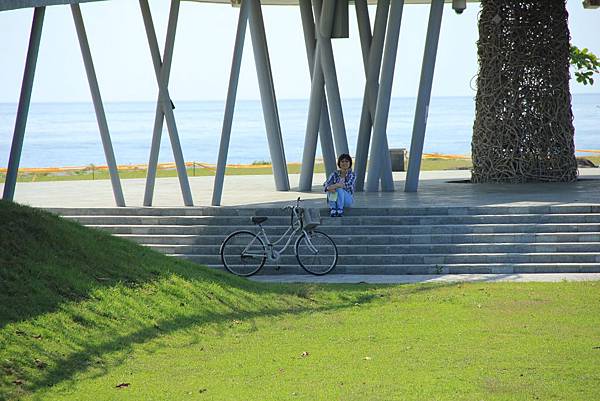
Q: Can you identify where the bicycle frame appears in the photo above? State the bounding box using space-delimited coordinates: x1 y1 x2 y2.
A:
220 197 338 277
242 205 319 262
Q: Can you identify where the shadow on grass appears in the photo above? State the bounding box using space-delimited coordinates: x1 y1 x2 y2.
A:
25 296 373 394
2 260 392 397
1 199 484 400
0 199 415 328
21 278 505 398
0 200 271 328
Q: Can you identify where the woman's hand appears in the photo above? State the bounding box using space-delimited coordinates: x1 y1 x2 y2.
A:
327 183 343 191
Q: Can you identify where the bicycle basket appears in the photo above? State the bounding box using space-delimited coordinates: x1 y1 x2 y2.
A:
302 208 321 229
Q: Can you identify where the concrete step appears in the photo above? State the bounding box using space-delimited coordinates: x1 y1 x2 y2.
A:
117 233 600 245
64 213 600 226
46 204 600 216
51 205 600 275
147 242 600 255
178 252 600 265
202 263 600 275
90 222 600 235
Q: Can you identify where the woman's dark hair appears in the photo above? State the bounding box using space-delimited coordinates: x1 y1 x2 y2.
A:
337 153 352 169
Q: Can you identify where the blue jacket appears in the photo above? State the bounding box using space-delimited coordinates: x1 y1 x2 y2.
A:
323 169 356 195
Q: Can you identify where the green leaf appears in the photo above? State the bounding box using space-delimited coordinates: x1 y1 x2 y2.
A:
570 44 599 86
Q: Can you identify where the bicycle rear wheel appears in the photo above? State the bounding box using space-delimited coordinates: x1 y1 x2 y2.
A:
295 230 338 275
220 231 266 276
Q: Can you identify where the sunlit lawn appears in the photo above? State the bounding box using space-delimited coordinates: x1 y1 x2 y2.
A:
1 201 600 401
29 282 600 401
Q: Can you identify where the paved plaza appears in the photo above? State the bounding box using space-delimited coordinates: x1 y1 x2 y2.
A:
251 273 600 284
3 169 600 209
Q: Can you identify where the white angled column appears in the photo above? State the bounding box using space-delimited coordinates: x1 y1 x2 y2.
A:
140 0 194 206
71 4 126 207
366 0 405 192
313 0 349 156
3 7 44 202
299 0 336 178
299 43 327 191
212 0 249 206
298 0 339 191
248 0 290 191
405 0 444 192
354 0 390 192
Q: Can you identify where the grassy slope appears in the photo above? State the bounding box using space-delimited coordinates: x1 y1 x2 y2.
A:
0 201 369 400
1 201 600 400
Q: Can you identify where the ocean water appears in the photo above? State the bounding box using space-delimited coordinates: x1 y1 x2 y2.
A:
0 94 598 168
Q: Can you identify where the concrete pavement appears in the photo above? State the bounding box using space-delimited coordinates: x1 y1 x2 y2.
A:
3 169 600 209
250 273 600 284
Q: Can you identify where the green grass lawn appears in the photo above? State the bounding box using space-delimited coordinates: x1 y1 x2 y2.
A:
0 159 470 183
0 163 318 183
1 200 600 400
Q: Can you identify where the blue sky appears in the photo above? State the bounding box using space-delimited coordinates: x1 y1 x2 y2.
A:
0 0 598 103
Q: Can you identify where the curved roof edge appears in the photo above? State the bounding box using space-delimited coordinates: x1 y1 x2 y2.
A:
0 0 107 12
1 0 477 12
187 0 465 4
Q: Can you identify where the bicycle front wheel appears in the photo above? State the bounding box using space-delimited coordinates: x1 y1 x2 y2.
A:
220 231 266 276
295 230 338 275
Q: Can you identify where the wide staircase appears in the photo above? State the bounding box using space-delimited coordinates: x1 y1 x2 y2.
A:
47 205 600 274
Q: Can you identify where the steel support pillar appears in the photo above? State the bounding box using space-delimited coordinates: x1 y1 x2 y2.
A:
366 0 405 192
299 0 336 178
211 0 249 206
140 0 166 206
405 0 443 192
71 4 125 207
247 0 290 191
354 0 390 191
3 7 44 202
298 0 337 191
319 0 336 39
313 0 349 155
354 0 371 66
140 0 193 206
299 46 327 191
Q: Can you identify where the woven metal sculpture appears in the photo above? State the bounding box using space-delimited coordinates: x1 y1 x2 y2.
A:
472 0 578 183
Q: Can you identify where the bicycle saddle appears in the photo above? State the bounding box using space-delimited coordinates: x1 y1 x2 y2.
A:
251 216 268 225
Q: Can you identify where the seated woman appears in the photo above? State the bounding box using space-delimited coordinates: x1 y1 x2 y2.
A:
323 154 356 217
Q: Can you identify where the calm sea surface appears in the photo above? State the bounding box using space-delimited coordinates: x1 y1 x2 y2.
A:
1 94 598 168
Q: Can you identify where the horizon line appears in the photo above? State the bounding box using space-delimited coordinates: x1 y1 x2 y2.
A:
1 92 600 105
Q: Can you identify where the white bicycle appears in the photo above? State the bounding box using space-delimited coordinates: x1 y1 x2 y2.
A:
220 198 338 276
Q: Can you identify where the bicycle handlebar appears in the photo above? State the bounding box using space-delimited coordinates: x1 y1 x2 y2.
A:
282 198 303 226
282 198 303 212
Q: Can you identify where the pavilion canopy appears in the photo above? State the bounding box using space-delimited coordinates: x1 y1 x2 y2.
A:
0 0 102 11
0 0 476 12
